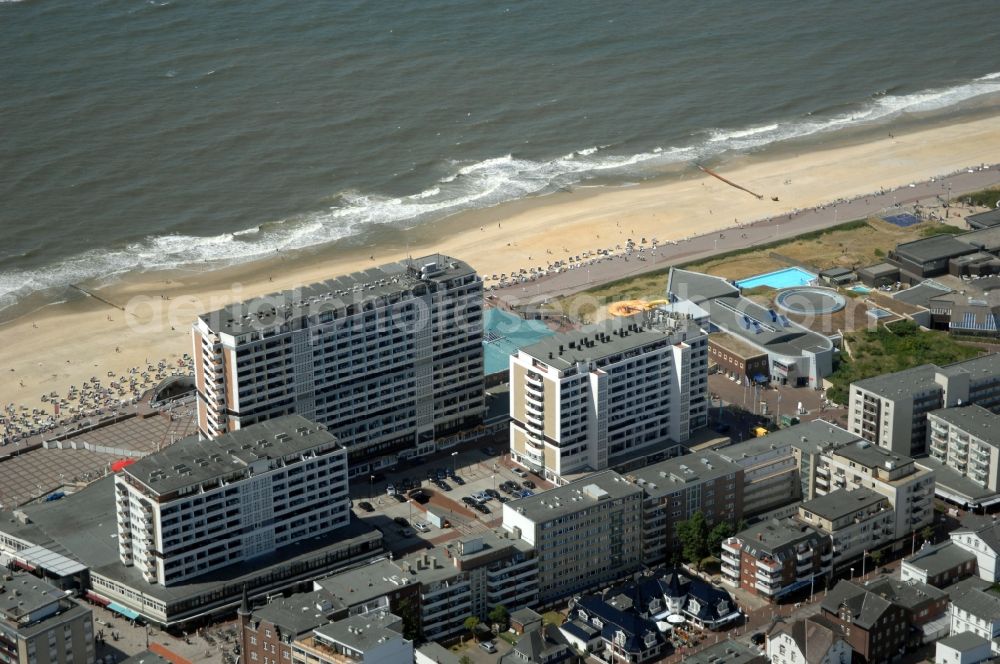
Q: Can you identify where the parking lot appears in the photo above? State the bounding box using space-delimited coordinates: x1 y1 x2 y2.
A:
349 445 551 553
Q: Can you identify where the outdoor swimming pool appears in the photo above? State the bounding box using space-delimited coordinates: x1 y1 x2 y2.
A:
850 285 872 294
867 308 893 320
483 309 555 374
736 267 817 290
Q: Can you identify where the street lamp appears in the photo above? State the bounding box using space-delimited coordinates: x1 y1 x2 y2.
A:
850 567 855 581
369 475 375 500
451 451 458 475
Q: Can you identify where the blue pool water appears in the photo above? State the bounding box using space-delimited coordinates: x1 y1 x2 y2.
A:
850 285 872 294
483 309 555 374
868 308 893 319
736 267 817 290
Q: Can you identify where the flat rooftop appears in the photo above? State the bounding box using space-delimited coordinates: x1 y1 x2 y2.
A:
684 640 765 664
967 208 1000 229
799 487 885 522
858 262 900 277
122 416 340 495
857 354 1000 399
904 541 976 578
831 439 914 471
504 470 642 523
518 316 698 370
709 332 767 360
199 255 476 336
628 452 741 499
0 574 64 622
915 456 1000 508
894 234 977 263
893 281 952 308
959 226 1000 252
756 420 862 456
251 589 342 637
735 518 823 557
313 610 401 652
929 405 1000 444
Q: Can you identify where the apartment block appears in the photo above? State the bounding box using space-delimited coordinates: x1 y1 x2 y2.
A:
238 588 343 664
629 452 743 564
797 488 894 570
313 530 536 642
923 406 1000 510
813 439 935 546
193 255 484 472
115 416 350 586
721 519 832 601
290 611 412 664
0 574 95 664
503 471 644 604
716 437 800 517
847 354 1000 457
508 312 708 484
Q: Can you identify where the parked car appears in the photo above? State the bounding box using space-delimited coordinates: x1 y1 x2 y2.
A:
462 496 479 506
475 503 491 515
436 480 452 492
408 489 430 504
522 480 536 489
450 475 465 486
511 467 528 478
479 641 497 654
356 501 374 513
485 488 501 499
386 484 397 496
413 521 430 533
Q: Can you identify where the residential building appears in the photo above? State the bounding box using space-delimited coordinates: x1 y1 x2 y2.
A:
313 529 536 642
415 644 460 664
924 405 1000 510
290 611 412 664
821 578 947 663
901 541 977 588
603 569 741 631
629 452 743 564
949 585 1000 641
567 595 667 664
816 439 935 547
796 488 894 570
716 437 799 517
238 587 344 664
783 420 863 500
935 632 993 664
720 518 832 601
503 471 644 604
0 574 95 664
847 354 1000 457
508 312 708 484
667 268 835 388
708 333 769 385
498 622 576 664
114 416 350 586
684 640 766 664
192 255 484 473
951 518 1000 582
766 615 851 664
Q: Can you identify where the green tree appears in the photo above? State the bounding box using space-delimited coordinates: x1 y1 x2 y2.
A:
870 549 884 567
922 526 935 543
395 597 421 642
676 511 709 567
463 616 480 644
708 521 734 552
489 605 509 630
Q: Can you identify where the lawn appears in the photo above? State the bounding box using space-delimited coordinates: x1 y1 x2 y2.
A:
825 320 983 405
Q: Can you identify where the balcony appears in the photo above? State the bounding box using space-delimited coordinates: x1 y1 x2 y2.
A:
756 558 782 572
796 549 812 562
722 541 740 556
816 466 830 477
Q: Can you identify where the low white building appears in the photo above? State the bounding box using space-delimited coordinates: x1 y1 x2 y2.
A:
290 611 412 664
949 586 1000 641
935 632 993 664
766 615 851 664
952 519 1000 583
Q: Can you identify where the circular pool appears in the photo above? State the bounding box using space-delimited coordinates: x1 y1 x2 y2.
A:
775 287 847 315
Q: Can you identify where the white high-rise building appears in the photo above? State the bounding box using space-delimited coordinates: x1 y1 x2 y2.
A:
115 416 349 586
508 313 708 484
192 255 484 473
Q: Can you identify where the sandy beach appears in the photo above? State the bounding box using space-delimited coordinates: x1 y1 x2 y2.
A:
3 113 1000 421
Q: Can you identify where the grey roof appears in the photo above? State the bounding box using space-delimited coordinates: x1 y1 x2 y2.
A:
938 631 990 651
251 589 342 637
734 518 826 559
944 575 993 600
767 615 843 663
504 470 642 523
853 354 1000 399
800 487 886 522
916 456 1000 507
629 452 741 499
820 267 854 277
894 235 977 263
0 475 381 613
861 576 945 611
510 607 543 625
831 439 914 471
315 549 458 606
774 420 863 455
200 255 477 336
857 262 900 277
717 433 799 461
952 516 1000 554
893 281 952 307
668 269 832 358
821 580 892 630
684 639 766 664
415 643 461 664
122 416 340 496
929 405 1000 445
119 652 173 664
967 208 1000 230
951 587 1000 620
709 332 768 360
0 574 65 622
959 226 1000 253
508 623 571 664
904 541 977 578
518 317 699 369
313 610 403 652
